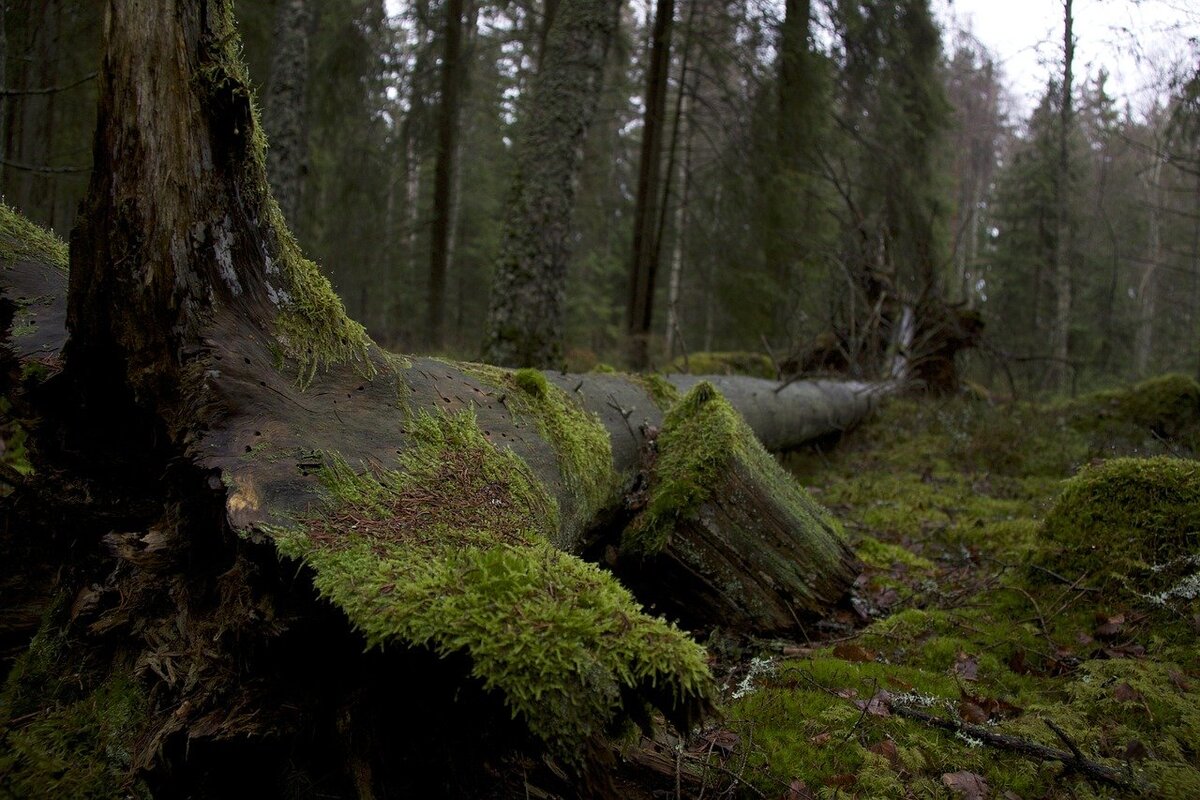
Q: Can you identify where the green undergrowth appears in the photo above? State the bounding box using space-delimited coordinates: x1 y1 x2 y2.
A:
622 382 843 560
263 408 712 761
460 363 619 533
721 380 1200 797
0 201 68 270
667 351 776 379
0 602 150 798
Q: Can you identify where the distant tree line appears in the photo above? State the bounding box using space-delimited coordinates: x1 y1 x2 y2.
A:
3 0 1198 393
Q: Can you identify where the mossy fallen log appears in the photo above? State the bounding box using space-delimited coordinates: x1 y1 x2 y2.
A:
0 4 877 790
1 202 874 788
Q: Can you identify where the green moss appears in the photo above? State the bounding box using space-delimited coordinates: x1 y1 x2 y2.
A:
267 207 374 387
1039 456 1200 594
1 606 149 798
734 380 1200 799
1072 373 1200 437
462 364 619 531
668 351 776 379
624 382 842 558
0 202 68 270
264 408 712 760
589 363 618 374
856 536 934 571
630 373 680 411
726 654 1054 798
200 6 371 386
0 397 33 480
513 367 550 398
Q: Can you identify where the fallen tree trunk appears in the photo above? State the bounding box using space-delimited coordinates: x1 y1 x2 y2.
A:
0 2 880 793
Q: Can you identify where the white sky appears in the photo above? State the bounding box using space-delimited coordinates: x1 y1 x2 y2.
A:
382 0 1197 118
936 0 1199 117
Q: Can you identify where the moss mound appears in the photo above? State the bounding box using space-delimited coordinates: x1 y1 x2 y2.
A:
1039 456 1200 594
266 409 712 761
667 351 775 379
1068 373 1200 452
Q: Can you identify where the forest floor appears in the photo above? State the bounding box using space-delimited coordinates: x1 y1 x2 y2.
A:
625 377 1200 799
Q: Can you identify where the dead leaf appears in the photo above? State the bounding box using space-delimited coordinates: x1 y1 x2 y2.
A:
809 731 832 746
942 770 989 799
1113 683 1143 703
1008 650 1032 675
1123 739 1149 762
1095 612 1126 639
853 690 892 717
702 729 740 757
824 774 857 790
833 642 876 662
952 652 980 681
868 739 901 769
873 587 901 610
958 700 989 724
784 779 817 800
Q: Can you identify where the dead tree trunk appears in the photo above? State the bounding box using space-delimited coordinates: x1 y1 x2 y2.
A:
1 1 871 794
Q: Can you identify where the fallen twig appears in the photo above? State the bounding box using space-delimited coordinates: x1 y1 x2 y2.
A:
891 704 1138 790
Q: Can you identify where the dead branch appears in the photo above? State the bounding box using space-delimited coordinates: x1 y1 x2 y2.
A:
891 704 1139 790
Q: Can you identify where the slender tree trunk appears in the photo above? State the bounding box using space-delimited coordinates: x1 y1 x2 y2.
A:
1049 0 1074 391
1135 146 1164 376
482 0 622 368
537 0 561 68
0 0 7 174
428 0 467 350
625 0 675 370
664 82 693 360
263 0 311 228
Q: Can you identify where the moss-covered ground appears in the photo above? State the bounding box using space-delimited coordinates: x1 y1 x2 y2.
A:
686 376 1200 798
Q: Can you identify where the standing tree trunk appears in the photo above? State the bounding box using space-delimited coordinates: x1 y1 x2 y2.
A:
428 0 468 351
1135 128 1165 377
263 0 311 228
626 0 674 370
1049 0 1074 391
482 0 622 368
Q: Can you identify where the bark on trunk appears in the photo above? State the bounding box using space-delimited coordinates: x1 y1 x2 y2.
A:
428 0 468 350
482 0 621 368
625 0 674 370
1049 0 1074 391
263 0 311 228
0 1 874 791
